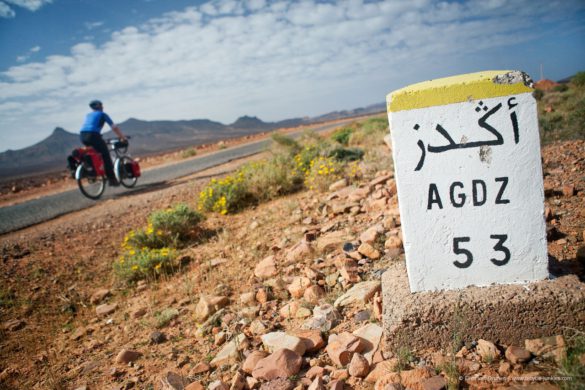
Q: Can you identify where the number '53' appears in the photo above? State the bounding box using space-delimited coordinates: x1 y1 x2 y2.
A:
452 235 510 268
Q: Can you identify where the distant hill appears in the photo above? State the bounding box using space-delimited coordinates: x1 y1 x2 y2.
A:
0 127 80 178
0 103 385 179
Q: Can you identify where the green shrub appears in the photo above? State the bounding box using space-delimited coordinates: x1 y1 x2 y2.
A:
154 308 179 328
124 204 204 249
149 203 204 243
271 133 301 155
299 129 330 151
553 84 569 93
349 117 388 147
293 145 324 175
557 330 585 389
181 148 197 158
124 226 170 250
304 156 343 191
198 173 250 215
331 127 353 145
533 89 545 101
241 156 303 202
114 247 177 282
328 147 364 162
539 113 565 143
567 97 585 138
572 71 585 87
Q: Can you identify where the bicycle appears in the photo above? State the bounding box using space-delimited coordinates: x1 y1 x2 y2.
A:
67 137 141 199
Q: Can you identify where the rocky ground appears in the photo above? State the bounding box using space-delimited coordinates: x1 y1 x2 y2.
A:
0 140 584 390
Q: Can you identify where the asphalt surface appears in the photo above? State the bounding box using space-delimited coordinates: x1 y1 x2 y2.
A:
0 120 354 234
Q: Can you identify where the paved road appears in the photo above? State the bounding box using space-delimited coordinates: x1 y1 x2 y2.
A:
0 120 355 234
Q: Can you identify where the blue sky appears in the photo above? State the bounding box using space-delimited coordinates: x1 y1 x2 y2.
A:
0 0 584 152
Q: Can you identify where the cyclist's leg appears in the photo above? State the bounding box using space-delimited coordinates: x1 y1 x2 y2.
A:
81 132 117 183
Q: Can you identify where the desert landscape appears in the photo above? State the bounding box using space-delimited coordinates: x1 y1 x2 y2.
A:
0 77 584 389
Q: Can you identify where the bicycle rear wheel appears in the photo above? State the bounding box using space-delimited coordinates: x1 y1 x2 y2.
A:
76 165 106 199
116 156 138 188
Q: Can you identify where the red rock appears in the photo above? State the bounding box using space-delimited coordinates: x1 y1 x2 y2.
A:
348 352 370 377
243 351 268 374
326 332 364 367
331 369 349 380
256 288 269 304
401 367 434 387
185 382 204 390
329 380 344 390
357 243 380 259
305 365 325 379
195 295 229 322
562 184 575 197
349 186 371 201
190 362 210 375
304 285 325 304
255 256 277 279
90 288 110 304
308 376 325 390
279 301 300 319
365 359 399 383
161 371 190 389
525 335 566 363
132 307 147 318
208 380 228 390
285 240 313 264
505 346 532 364
498 361 511 376
245 377 258 389
288 277 312 299
384 236 402 250
292 329 325 353
369 173 393 186
338 258 360 283
360 226 380 245
96 303 117 317
259 378 294 390
252 349 303 380
115 349 142 364
422 375 447 390
230 371 246 390
476 339 500 362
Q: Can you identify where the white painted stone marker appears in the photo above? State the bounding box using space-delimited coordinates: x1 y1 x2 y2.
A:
386 70 548 292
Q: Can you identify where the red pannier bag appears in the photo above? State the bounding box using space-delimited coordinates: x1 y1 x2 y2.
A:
125 160 141 178
84 148 106 176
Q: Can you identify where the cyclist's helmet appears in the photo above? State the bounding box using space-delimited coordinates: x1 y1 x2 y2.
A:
89 100 103 110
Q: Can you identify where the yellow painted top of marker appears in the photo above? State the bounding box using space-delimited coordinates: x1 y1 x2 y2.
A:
387 70 534 113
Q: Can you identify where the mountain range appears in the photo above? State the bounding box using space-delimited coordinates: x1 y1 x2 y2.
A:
0 103 385 179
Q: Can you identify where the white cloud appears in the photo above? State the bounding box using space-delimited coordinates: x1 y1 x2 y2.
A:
1 0 584 151
0 0 51 17
0 1 15 17
84 21 104 30
5 0 52 12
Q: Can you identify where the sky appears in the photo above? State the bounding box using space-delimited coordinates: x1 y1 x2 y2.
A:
0 0 584 152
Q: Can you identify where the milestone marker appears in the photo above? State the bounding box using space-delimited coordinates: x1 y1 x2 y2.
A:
386 70 548 292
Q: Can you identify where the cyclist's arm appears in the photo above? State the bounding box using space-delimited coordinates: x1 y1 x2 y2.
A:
103 113 127 141
112 124 126 141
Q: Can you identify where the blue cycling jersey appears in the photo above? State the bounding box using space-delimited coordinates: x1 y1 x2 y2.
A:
80 111 114 133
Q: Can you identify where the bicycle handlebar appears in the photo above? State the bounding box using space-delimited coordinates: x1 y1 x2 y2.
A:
105 136 132 143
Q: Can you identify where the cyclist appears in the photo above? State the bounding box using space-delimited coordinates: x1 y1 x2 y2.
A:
79 100 127 186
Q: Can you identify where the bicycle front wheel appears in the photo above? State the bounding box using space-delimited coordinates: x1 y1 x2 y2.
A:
76 165 106 199
116 156 138 188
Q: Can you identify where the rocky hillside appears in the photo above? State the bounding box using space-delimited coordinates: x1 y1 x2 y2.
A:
0 121 583 389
